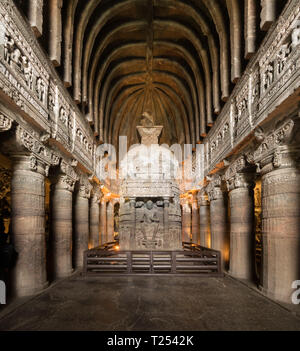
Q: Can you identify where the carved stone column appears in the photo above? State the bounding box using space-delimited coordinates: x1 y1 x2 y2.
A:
11 155 48 296
129 198 136 249
181 198 191 242
74 180 91 269
51 173 76 279
107 199 115 243
90 187 101 248
225 162 255 280
207 176 229 270
197 191 210 248
163 197 170 248
247 117 300 303
191 194 199 244
100 198 107 244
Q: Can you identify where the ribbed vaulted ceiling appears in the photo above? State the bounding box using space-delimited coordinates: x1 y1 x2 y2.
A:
16 0 287 147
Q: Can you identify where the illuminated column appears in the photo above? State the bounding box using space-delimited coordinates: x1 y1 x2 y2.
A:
181 198 191 242
51 172 76 278
191 194 199 243
90 187 101 248
197 191 211 248
100 198 107 244
107 199 115 242
11 155 48 296
207 176 229 270
225 166 255 280
74 181 91 268
247 117 300 303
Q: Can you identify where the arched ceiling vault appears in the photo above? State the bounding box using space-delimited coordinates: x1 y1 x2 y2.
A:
16 0 287 147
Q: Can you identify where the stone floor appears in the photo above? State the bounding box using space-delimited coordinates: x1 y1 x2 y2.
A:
0 274 300 331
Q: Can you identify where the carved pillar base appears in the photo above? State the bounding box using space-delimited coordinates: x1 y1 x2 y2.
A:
74 186 90 269
228 185 254 280
51 175 74 279
259 167 300 303
11 155 48 296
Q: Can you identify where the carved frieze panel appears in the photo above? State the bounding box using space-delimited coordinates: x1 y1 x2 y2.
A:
0 1 95 175
204 0 300 176
15 125 60 168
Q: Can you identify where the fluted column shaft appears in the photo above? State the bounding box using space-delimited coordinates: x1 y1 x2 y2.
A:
100 199 107 244
198 193 211 248
260 165 300 302
227 174 255 280
129 198 136 249
181 200 191 242
208 186 229 270
163 197 170 249
51 174 75 278
107 200 115 243
191 195 199 244
89 191 100 248
11 155 48 296
74 185 90 268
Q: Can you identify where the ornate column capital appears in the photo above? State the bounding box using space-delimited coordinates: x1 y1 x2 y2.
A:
90 186 102 204
77 175 92 199
197 189 209 206
246 117 300 175
51 159 79 192
224 156 255 191
11 154 48 176
206 174 225 201
15 126 60 168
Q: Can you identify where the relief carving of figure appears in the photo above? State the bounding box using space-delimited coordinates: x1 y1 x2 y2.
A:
264 63 274 90
291 20 300 48
21 56 33 90
139 200 160 248
4 35 15 65
36 77 45 103
277 44 290 74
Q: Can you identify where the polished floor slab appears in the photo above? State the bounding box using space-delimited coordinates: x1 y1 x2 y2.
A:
0 274 300 331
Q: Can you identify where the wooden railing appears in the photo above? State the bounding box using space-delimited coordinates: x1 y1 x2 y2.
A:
83 243 222 277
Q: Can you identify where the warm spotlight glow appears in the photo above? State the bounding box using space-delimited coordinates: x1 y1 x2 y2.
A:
114 245 120 251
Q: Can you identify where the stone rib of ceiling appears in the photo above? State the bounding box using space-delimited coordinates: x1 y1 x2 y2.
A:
15 0 286 147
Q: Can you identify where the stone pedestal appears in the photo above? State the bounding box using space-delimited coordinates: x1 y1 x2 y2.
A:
107 200 115 243
90 190 100 248
11 155 48 296
207 180 229 270
191 195 199 244
227 174 255 280
198 193 211 248
182 200 191 242
74 185 90 268
100 199 107 244
51 174 75 278
260 166 300 303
